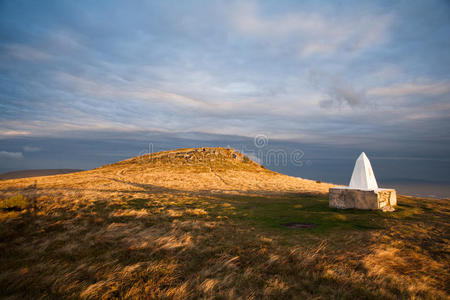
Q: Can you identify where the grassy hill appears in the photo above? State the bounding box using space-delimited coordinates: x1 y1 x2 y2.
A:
0 147 448 299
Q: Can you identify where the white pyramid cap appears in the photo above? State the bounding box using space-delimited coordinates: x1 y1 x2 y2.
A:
349 152 378 190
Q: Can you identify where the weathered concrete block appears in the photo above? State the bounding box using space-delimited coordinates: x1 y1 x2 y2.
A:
329 187 396 210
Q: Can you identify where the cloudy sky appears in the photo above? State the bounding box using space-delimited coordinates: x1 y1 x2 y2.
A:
0 1 449 185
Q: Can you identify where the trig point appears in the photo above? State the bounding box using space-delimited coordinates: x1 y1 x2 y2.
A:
329 152 397 211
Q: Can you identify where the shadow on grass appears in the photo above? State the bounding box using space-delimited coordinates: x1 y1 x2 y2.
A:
208 193 389 234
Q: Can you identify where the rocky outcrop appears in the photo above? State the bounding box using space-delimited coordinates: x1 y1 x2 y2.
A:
112 147 259 170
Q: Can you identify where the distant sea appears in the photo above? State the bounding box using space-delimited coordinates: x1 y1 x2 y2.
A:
266 157 450 199
379 181 450 199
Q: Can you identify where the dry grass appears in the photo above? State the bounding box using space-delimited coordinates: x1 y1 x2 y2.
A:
0 147 448 299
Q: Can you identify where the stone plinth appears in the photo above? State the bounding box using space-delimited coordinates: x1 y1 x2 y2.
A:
329 187 396 210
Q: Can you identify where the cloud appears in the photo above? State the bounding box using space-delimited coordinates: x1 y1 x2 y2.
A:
53 72 275 116
230 2 322 37
54 72 213 109
0 130 31 138
310 70 365 108
23 146 41 152
368 81 450 97
4 44 52 61
326 84 364 107
230 1 392 56
0 151 23 159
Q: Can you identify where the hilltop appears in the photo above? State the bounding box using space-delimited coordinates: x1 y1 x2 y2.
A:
0 147 448 299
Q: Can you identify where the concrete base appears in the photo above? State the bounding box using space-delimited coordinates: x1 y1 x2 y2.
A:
329 187 396 210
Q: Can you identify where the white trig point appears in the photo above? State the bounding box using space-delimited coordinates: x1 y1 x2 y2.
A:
349 152 378 190
329 152 396 211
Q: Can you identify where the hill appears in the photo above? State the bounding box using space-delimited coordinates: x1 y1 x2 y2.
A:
0 147 448 299
0 147 332 194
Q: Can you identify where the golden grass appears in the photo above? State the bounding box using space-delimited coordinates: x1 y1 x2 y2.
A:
0 147 448 299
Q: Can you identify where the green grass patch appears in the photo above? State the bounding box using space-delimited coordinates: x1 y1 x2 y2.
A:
206 193 409 235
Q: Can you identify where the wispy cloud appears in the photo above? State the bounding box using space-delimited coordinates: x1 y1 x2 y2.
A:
368 81 450 97
4 44 52 61
310 70 365 108
0 130 31 138
54 72 230 111
230 1 392 56
23 145 41 152
0 151 23 159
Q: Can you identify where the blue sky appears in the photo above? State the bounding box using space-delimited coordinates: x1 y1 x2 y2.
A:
0 0 449 184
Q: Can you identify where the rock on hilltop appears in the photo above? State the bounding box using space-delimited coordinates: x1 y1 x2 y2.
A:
112 147 263 171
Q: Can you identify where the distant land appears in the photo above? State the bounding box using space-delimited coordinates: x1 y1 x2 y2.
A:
0 169 83 180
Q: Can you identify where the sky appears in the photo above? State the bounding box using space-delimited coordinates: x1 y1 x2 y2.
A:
0 1 449 190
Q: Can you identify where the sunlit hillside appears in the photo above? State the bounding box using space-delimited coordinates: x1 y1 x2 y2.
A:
0 147 448 299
